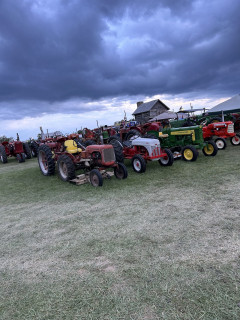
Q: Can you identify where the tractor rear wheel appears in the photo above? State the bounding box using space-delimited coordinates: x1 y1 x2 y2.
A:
0 145 8 163
109 139 124 163
182 146 198 161
202 141 218 156
84 139 95 146
114 162 128 179
108 135 122 144
131 154 146 173
89 169 103 187
125 129 142 141
230 135 240 146
215 137 227 150
16 153 25 163
159 148 174 166
57 155 76 181
30 141 39 157
23 142 32 159
38 145 55 176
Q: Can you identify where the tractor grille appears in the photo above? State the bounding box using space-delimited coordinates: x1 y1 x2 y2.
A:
151 146 161 156
227 123 234 133
103 148 116 162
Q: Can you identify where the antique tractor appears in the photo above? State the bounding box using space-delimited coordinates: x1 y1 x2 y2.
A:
0 134 31 163
109 137 173 173
37 134 128 187
158 125 218 161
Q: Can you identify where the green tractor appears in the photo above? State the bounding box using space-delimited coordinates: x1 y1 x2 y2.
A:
157 125 218 161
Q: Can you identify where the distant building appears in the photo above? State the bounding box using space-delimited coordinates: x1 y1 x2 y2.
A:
132 99 169 124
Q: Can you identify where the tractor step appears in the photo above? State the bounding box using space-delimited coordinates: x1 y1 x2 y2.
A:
173 151 182 159
70 170 114 185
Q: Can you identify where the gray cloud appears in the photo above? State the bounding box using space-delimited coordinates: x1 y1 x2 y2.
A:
0 0 239 119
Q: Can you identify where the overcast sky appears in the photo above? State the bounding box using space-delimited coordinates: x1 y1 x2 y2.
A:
0 0 239 139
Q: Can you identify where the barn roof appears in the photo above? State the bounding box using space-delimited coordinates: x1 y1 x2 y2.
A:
208 94 240 114
132 99 169 115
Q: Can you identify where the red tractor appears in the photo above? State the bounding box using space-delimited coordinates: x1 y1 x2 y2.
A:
0 134 32 163
202 121 239 149
37 133 128 187
109 137 173 173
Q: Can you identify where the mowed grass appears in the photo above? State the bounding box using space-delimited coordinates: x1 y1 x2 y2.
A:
0 144 239 320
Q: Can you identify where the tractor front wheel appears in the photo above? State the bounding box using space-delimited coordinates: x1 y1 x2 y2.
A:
182 146 198 161
114 162 128 179
89 169 103 187
0 145 8 163
38 145 55 176
230 135 240 146
131 154 146 173
23 142 32 159
159 148 174 166
202 141 218 156
57 155 76 181
215 137 227 150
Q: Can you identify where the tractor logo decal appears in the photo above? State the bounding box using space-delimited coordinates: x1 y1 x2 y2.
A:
170 130 196 141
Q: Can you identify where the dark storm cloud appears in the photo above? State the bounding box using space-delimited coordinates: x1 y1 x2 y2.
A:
0 0 240 119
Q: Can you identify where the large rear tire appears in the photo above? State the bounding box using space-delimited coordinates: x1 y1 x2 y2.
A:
114 162 128 179
159 148 174 166
30 141 39 157
38 145 55 176
202 141 218 156
109 139 124 163
23 142 32 159
125 129 142 141
182 145 198 161
89 169 103 187
0 145 8 163
131 154 146 173
214 137 227 150
57 155 76 181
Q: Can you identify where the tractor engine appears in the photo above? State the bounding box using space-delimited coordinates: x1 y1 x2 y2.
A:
132 138 161 158
85 145 116 166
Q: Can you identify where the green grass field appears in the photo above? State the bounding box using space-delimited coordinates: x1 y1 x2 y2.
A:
0 145 239 320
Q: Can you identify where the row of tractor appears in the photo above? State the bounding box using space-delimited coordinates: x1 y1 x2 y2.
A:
0 113 240 187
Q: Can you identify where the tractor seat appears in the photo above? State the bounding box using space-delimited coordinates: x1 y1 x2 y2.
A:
64 140 82 154
123 140 132 147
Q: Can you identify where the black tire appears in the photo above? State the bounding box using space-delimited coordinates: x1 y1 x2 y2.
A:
182 120 195 127
23 142 32 159
230 135 240 146
89 169 103 187
21 153 26 162
144 133 158 139
202 141 218 156
182 145 198 161
109 140 124 163
108 135 122 144
30 141 39 157
209 117 222 124
159 148 174 166
0 145 8 163
38 144 55 176
16 153 25 163
214 137 227 150
125 129 142 141
85 139 96 146
131 154 146 173
57 155 76 181
114 162 128 179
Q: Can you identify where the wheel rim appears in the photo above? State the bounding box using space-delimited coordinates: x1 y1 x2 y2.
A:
133 159 141 172
160 155 169 165
216 140 224 149
39 150 48 174
183 149 193 160
204 144 214 155
232 136 240 145
59 161 68 179
0 155 3 162
91 173 99 187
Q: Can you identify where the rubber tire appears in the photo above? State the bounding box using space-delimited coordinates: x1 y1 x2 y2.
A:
23 142 32 159
108 135 122 144
30 141 39 157
38 144 55 176
202 141 218 156
230 135 240 146
21 153 26 162
182 145 198 161
131 154 146 173
0 145 8 163
159 148 174 166
109 140 124 163
85 139 95 146
125 129 142 141
89 169 103 187
214 137 227 150
57 155 76 181
114 162 128 179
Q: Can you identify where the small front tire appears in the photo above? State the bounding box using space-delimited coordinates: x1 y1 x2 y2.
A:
89 169 103 187
182 146 198 161
202 141 218 156
230 135 240 146
114 162 128 179
131 155 146 173
215 137 227 150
